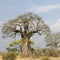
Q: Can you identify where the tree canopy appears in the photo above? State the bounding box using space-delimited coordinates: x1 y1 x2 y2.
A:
2 12 50 39
2 12 50 56
9 39 34 47
45 33 60 48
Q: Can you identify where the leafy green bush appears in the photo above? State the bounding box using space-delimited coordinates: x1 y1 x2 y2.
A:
41 57 51 60
2 52 16 60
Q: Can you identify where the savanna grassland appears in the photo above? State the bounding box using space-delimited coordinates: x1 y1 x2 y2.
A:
0 56 60 60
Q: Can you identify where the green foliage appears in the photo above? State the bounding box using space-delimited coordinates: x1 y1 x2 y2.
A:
2 52 16 60
9 39 34 46
29 40 35 45
41 57 51 60
9 39 22 46
6 47 17 52
46 43 57 47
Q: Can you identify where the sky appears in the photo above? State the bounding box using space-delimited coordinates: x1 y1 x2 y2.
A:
0 0 60 51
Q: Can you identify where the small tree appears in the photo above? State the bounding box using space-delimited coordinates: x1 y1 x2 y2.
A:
9 39 34 52
2 12 50 56
45 33 60 56
45 33 60 49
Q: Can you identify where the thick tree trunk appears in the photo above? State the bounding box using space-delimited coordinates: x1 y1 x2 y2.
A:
21 36 29 57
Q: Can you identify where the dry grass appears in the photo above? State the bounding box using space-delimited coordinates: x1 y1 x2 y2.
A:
0 56 60 60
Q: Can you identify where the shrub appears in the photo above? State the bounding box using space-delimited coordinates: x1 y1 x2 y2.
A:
41 48 58 57
41 57 51 60
40 48 50 56
31 48 42 58
2 52 16 60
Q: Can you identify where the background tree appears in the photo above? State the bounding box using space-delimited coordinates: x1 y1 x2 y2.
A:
45 33 60 57
45 33 60 49
2 12 50 56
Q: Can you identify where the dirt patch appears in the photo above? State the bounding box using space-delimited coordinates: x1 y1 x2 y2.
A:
0 56 2 60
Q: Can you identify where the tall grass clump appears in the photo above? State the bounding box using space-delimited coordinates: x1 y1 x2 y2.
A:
2 52 16 60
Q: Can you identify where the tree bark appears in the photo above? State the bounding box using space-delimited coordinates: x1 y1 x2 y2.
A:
21 36 29 57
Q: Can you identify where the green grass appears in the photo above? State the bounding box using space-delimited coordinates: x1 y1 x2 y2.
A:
2 52 17 60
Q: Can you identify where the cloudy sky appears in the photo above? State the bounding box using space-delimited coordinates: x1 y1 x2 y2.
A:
0 0 60 51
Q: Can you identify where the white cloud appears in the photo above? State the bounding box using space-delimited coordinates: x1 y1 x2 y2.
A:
51 19 60 33
26 4 60 13
45 19 60 33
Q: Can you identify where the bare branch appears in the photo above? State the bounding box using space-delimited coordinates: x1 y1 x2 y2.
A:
2 12 50 38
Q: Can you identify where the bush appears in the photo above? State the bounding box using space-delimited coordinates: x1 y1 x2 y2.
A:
41 48 52 56
31 48 42 58
41 48 58 57
2 52 16 60
41 57 51 60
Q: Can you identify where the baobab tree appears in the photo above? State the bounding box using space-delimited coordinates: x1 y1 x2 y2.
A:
45 33 60 57
2 12 50 56
45 33 60 49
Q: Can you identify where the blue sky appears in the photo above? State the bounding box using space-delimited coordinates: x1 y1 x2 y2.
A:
0 0 60 51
